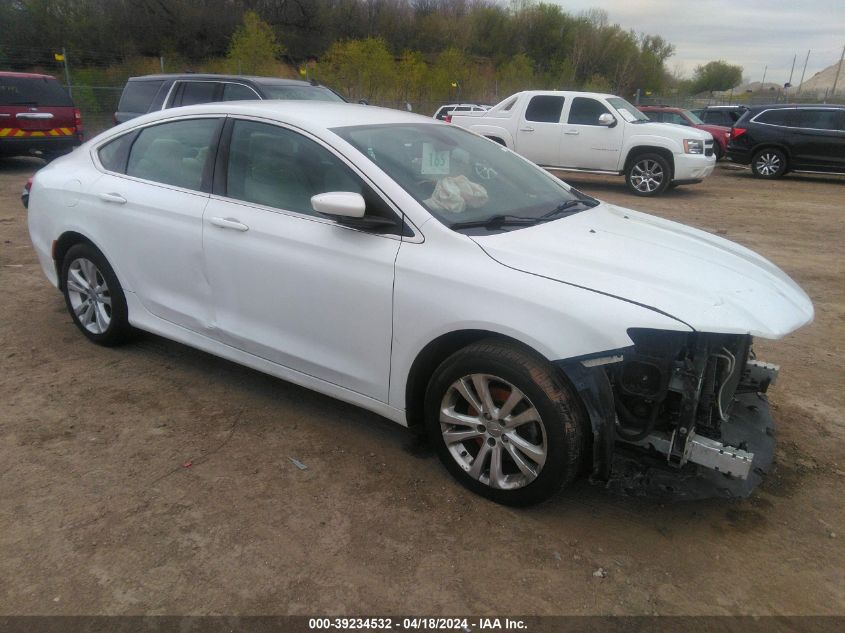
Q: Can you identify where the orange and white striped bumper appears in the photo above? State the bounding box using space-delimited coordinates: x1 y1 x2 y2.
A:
0 127 75 138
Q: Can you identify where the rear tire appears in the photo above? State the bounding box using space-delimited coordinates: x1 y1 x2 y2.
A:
751 148 787 178
626 153 671 196
424 339 587 506
61 243 132 346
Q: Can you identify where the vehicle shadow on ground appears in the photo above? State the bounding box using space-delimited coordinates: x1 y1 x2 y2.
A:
122 330 750 522
0 156 46 174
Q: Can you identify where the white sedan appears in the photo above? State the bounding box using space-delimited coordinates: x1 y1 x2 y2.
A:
27 102 813 505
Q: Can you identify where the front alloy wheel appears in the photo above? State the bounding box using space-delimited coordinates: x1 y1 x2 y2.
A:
626 153 670 196
425 340 586 506
440 374 547 490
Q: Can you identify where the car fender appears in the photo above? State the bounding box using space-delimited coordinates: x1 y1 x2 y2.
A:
389 225 692 413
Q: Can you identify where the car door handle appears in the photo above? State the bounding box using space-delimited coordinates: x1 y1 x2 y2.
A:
98 192 127 204
519 126 535 132
209 217 249 232
564 130 580 135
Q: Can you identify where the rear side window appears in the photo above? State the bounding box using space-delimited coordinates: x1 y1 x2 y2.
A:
177 82 220 107
127 118 220 191
0 76 73 107
567 97 612 125
795 109 842 131
525 96 565 123
755 109 792 126
98 133 136 173
222 83 259 101
117 81 163 114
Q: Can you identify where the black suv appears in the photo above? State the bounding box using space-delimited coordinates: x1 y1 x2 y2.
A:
115 74 346 124
690 105 747 127
726 104 845 178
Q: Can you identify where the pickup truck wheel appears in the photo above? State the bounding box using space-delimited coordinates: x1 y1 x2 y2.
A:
751 148 787 178
626 153 670 196
424 339 586 506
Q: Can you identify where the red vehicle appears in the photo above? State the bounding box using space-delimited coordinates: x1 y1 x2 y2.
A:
638 105 730 160
0 71 83 160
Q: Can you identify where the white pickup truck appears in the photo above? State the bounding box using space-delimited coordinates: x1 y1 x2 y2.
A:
449 90 716 196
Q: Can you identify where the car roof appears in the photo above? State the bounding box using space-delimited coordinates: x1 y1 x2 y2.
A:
110 101 431 135
639 105 684 111
0 71 58 80
745 103 845 113
515 90 617 99
127 73 316 87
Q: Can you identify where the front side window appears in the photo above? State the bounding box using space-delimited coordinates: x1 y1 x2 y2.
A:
567 97 613 125
525 96 565 123
126 118 220 190
333 123 590 232
225 119 394 225
258 85 344 102
177 82 220 107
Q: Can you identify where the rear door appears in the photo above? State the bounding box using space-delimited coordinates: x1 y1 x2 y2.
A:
789 108 845 171
87 116 224 331
515 95 565 167
0 75 76 141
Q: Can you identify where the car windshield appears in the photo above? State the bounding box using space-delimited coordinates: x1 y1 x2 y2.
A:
684 109 705 125
332 123 592 233
607 97 649 122
260 85 344 102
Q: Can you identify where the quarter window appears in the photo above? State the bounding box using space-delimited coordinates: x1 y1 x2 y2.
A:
224 120 395 226
755 110 792 126
567 97 612 125
97 133 135 173
126 118 220 191
525 96 565 123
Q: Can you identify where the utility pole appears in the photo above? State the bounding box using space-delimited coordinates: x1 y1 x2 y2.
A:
61 47 71 97
831 42 845 98
798 50 810 92
761 65 767 86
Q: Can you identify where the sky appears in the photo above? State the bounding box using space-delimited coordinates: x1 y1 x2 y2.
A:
550 0 844 86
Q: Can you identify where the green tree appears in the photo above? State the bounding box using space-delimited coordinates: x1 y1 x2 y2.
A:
315 38 396 103
227 11 284 75
497 53 535 96
690 60 743 94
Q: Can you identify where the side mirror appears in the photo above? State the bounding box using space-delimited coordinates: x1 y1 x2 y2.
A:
312 191 398 231
598 113 616 127
311 191 366 218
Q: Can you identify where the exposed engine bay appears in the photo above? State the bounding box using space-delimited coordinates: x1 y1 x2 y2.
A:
561 328 781 499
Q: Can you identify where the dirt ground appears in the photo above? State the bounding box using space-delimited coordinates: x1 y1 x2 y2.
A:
1 158 843 617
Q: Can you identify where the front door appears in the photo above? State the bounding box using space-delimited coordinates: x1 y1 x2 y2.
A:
202 119 401 401
559 96 624 171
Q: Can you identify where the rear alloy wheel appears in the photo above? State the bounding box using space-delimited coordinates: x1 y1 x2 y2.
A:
62 243 132 346
425 340 586 506
626 153 670 196
751 148 787 178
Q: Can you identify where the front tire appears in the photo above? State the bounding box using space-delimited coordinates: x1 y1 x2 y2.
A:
61 243 132 346
626 153 671 196
424 340 587 506
751 148 787 178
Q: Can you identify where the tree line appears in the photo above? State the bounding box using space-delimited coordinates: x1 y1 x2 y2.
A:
1 0 744 110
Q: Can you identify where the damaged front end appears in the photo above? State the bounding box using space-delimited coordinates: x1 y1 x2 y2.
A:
560 329 781 499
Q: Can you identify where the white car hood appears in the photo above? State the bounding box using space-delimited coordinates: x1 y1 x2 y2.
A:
470 204 814 339
633 121 711 141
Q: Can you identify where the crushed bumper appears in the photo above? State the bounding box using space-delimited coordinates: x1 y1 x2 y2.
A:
605 392 776 500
